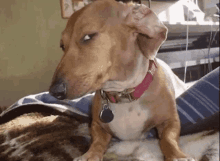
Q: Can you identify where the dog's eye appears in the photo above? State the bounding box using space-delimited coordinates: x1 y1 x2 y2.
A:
60 44 65 51
82 33 97 42
84 35 91 41
60 41 65 51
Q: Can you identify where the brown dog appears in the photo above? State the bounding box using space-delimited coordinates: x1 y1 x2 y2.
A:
49 0 194 160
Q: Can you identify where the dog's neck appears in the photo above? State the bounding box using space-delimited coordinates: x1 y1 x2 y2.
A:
101 57 157 103
102 52 149 92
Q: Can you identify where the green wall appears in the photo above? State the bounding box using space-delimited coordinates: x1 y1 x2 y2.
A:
0 0 67 106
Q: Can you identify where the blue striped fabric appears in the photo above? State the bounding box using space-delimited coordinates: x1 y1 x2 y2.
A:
177 67 219 126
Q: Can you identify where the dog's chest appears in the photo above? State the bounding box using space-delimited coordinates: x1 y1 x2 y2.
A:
107 100 150 140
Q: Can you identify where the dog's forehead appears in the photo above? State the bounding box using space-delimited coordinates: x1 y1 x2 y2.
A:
84 0 121 17
62 6 88 36
63 0 124 34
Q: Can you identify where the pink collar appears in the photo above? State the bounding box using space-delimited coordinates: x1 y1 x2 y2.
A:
101 59 157 103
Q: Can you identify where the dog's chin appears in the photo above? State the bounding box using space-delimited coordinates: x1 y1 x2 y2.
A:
65 88 95 100
65 80 106 100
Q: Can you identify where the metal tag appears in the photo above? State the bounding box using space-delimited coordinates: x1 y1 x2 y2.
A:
100 104 114 123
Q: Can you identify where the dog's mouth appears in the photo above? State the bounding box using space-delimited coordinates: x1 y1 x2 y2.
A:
49 72 108 100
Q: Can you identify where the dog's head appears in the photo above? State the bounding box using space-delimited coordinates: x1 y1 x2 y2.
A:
49 0 167 100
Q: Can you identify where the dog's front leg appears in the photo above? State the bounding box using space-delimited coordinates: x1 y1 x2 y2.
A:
74 121 112 161
157 119 194 161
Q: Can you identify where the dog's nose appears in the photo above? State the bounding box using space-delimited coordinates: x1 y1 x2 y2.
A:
49 81 66 100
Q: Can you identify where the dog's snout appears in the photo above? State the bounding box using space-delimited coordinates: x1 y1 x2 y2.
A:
49 80 67 100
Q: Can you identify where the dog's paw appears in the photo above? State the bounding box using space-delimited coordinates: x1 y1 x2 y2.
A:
172 158 196 161
73 153 102 161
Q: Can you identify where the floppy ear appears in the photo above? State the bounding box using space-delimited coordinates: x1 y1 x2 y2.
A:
123 3 168 59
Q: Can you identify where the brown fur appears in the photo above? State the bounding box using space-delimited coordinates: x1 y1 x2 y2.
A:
50 0 194 160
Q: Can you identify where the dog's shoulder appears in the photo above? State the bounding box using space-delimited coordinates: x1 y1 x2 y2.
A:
156 58 187 98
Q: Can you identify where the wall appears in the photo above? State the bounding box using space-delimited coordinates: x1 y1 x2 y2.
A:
0 1 67 106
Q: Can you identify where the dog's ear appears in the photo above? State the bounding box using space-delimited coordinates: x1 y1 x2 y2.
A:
123 4 168 59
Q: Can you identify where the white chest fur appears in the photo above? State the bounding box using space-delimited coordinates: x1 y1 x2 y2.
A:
108 100 150 140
